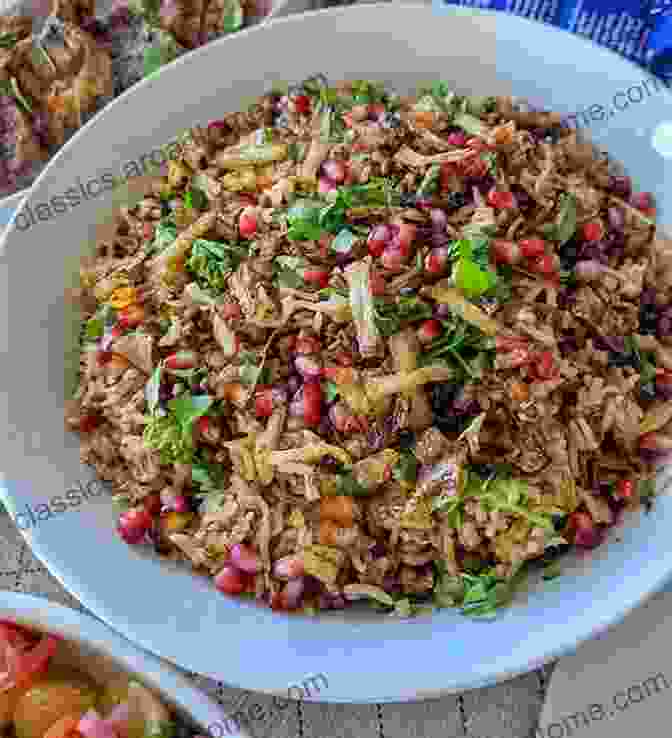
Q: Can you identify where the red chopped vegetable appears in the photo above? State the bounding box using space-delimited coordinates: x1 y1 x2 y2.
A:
417 319 442 344
78 414 101 433
487 189 516 210
531 351 557 381
518 237 546 259
295 335 321 355
304 269 330 289
292 95 311 115
616 479 634 499
215 565 248 595
238 208 258 238
424 246 449 275
491 239 521 265
302 381 323 426
221 302 242 321
581 221 604 242
254 387 275 418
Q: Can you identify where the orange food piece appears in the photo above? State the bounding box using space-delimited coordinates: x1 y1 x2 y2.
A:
413 111 436 129
107 353 130 369
510 381 530 403
256 175 273 190
318 519 341 546
108 287 137 309
320 496 355 527
42 714 82 738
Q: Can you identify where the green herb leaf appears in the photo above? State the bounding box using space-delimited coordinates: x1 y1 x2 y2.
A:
184 183 208 211
287 142 306 162
145 365 163 414
187 239 249 293
542 560 562 581
192 459 226 493
416 164 441 197
544 193 577 245
149 219 178 255
145 720 177 738
334 473 372 497
393 451 418 484
84 317 104 340
220 0 243 33
324 380 340 403
0 32 17 49
239 350 271 387
168 393 213 432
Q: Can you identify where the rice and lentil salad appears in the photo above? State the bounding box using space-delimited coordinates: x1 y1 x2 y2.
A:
66 76 672 619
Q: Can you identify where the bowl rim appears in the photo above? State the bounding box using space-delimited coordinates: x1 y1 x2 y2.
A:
0 592 241 736
1 0 672 703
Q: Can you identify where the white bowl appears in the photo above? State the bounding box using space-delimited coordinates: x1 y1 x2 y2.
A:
0 592 241 736
0 2 671 702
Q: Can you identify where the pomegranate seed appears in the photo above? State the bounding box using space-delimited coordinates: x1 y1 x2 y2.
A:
530 254 558 276
417 319 442 344
367 224 391 257
446 131 467 146
117 304 145 329
616 479 634 499
424 247 450 275
382 464 393 482
78 414 101 433
397 223 417 252
321 159 346 184
342 112 354 129
196 416 211 435
214 565 247 595
164 351 198 371
351 142 369 153
369 270 387 296
295 336 321 354
238 193 258 207
238 208 257 238
293 94 311 115
319 233 334 259
110 325 124 339
496 335 529 352
487 189 516 210
532 351 557 381
143 493 162 516
96 350 113 366
491 239 521 265
270 591 289 611
117 508 152 545
304 269 330 289
381 245 405 272
221 302 241 320
302 381 323 427
335 351 353 367
581 221 604 242
318 176 337 195
230 543 261 574
631 192 653 211
142 222 155 240
519 238 546 260
255 387 274 417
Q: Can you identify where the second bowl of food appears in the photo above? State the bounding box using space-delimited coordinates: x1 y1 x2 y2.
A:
1 1 672 702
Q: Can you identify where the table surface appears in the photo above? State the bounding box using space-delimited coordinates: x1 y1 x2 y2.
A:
0 2 553 732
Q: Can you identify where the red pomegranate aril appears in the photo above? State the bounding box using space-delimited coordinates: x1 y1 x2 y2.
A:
196 415 211 435
110 325 124 339
367 224 391 257
215 565 247 595
519 238 546 259
531 254 559 276
496 335 529 352
304 269 330 289
230 543 261 574
117 508 152 545
616 479 634 499
295 335 321 355
446 131 467 146
270 591 289 611
302 381 323 427
322 159 346 184
318 176 337 195
581 221 604 242
491 239 521 265
142 222 155 240
425 246 450 275
631 192 653 211
335 351 353 367
293 95 311 115
487 189 516 210
238 208 257 238
238 194 257 207
96 350 113 366
221 302 241 320
533 351 556 381
397 223 417 252
143 493 162 516
417 319 442 344
78 414 101 433
255 387 274 418
568 511 602 549
381 245 405 272
369 270 386 296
